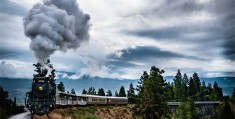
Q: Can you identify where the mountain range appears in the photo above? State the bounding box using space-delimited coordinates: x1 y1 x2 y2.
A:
0 74 234 105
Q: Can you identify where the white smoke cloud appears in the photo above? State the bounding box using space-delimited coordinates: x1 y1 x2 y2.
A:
23 0 90 63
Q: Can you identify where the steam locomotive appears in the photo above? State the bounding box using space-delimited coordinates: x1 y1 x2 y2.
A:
25 60 56 115
25 60 128 116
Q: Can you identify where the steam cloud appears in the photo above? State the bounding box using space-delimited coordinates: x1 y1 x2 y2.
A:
23 0 90 63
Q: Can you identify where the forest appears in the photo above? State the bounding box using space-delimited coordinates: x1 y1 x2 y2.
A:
57 66 235 119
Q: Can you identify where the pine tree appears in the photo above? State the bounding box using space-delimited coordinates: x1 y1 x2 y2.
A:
176 98 199 119
135 66 169 118
82 89 87 94
136 71 148 104
71 88 76 94
213 81 223 100
57 82 65 92
127 83 136 103
183 73 189 97
173 69 185 100
87 87 96 95
189 77 197 98
98 88 105 96
119 86 126 97
193 72 201 100
232 88 235 98
106 90 112 96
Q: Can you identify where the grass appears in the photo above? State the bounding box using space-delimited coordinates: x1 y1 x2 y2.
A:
54 107 99 119
53 105 132 119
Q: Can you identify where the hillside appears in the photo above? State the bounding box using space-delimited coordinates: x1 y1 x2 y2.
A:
32 106 133 119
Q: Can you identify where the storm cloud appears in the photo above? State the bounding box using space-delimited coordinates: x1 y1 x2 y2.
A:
0 0 234 79
0 0 27 16
125 0 235 61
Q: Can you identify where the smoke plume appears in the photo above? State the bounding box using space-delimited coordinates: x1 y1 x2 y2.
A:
23 0 90 63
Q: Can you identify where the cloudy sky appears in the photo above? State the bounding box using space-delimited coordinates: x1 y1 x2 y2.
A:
0 0 234 79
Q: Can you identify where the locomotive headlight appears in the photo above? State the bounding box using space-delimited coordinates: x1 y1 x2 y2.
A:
39 86 43 91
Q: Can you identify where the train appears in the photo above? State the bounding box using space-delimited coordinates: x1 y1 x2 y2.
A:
55 92 128 106
25 60 56 115
25 60 128 115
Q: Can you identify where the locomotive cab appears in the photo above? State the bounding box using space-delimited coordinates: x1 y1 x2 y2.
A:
25 61 56 115
27 77 56 115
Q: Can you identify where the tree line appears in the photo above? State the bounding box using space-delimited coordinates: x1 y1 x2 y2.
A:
0 85 25 118
57 82 127 97
81 86 126 97
56 67 235 118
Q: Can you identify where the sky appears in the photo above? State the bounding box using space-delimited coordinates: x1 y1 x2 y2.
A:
0 0 234 80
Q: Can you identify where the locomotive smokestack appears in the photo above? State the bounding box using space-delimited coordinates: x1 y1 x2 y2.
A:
23 0 90 63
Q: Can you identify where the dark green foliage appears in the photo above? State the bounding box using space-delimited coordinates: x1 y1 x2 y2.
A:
189 77 197 98
0 85 8 108
127 83 136 103
232 88 235 98
135 66 169 119
176 98 199 119
87 87 96 95
98 88 105 96
70 88 76 94
0 85 25 118
192 73 201 100
165 82 174 101
173 69 186 100
220 101 233 119
106 90 112 96
82 89 87 94
183 73 189 97
118 86 126 97
57 82 65 92
213 81 224 100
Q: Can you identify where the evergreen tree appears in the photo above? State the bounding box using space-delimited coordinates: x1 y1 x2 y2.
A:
213 81 223 100
202 80 206 87
189 77 197 97
135 66 169 118
106 90 112 96
82 89 87 94
127 83 136 103
200 80 207 101
206 83 217 101
136 71 148 104
71 88 76 94
0 85 8 108
173 69 185 100
57 82 65 92
232 88 235 98
119 86 126 97
165 82 174 100
87 87 96 95
183 73 189 97
213 81 219 89
192 72 201 100
98 88 105 96
176 98 199 119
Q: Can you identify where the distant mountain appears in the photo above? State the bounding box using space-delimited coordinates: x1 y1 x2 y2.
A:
0 76 234 105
